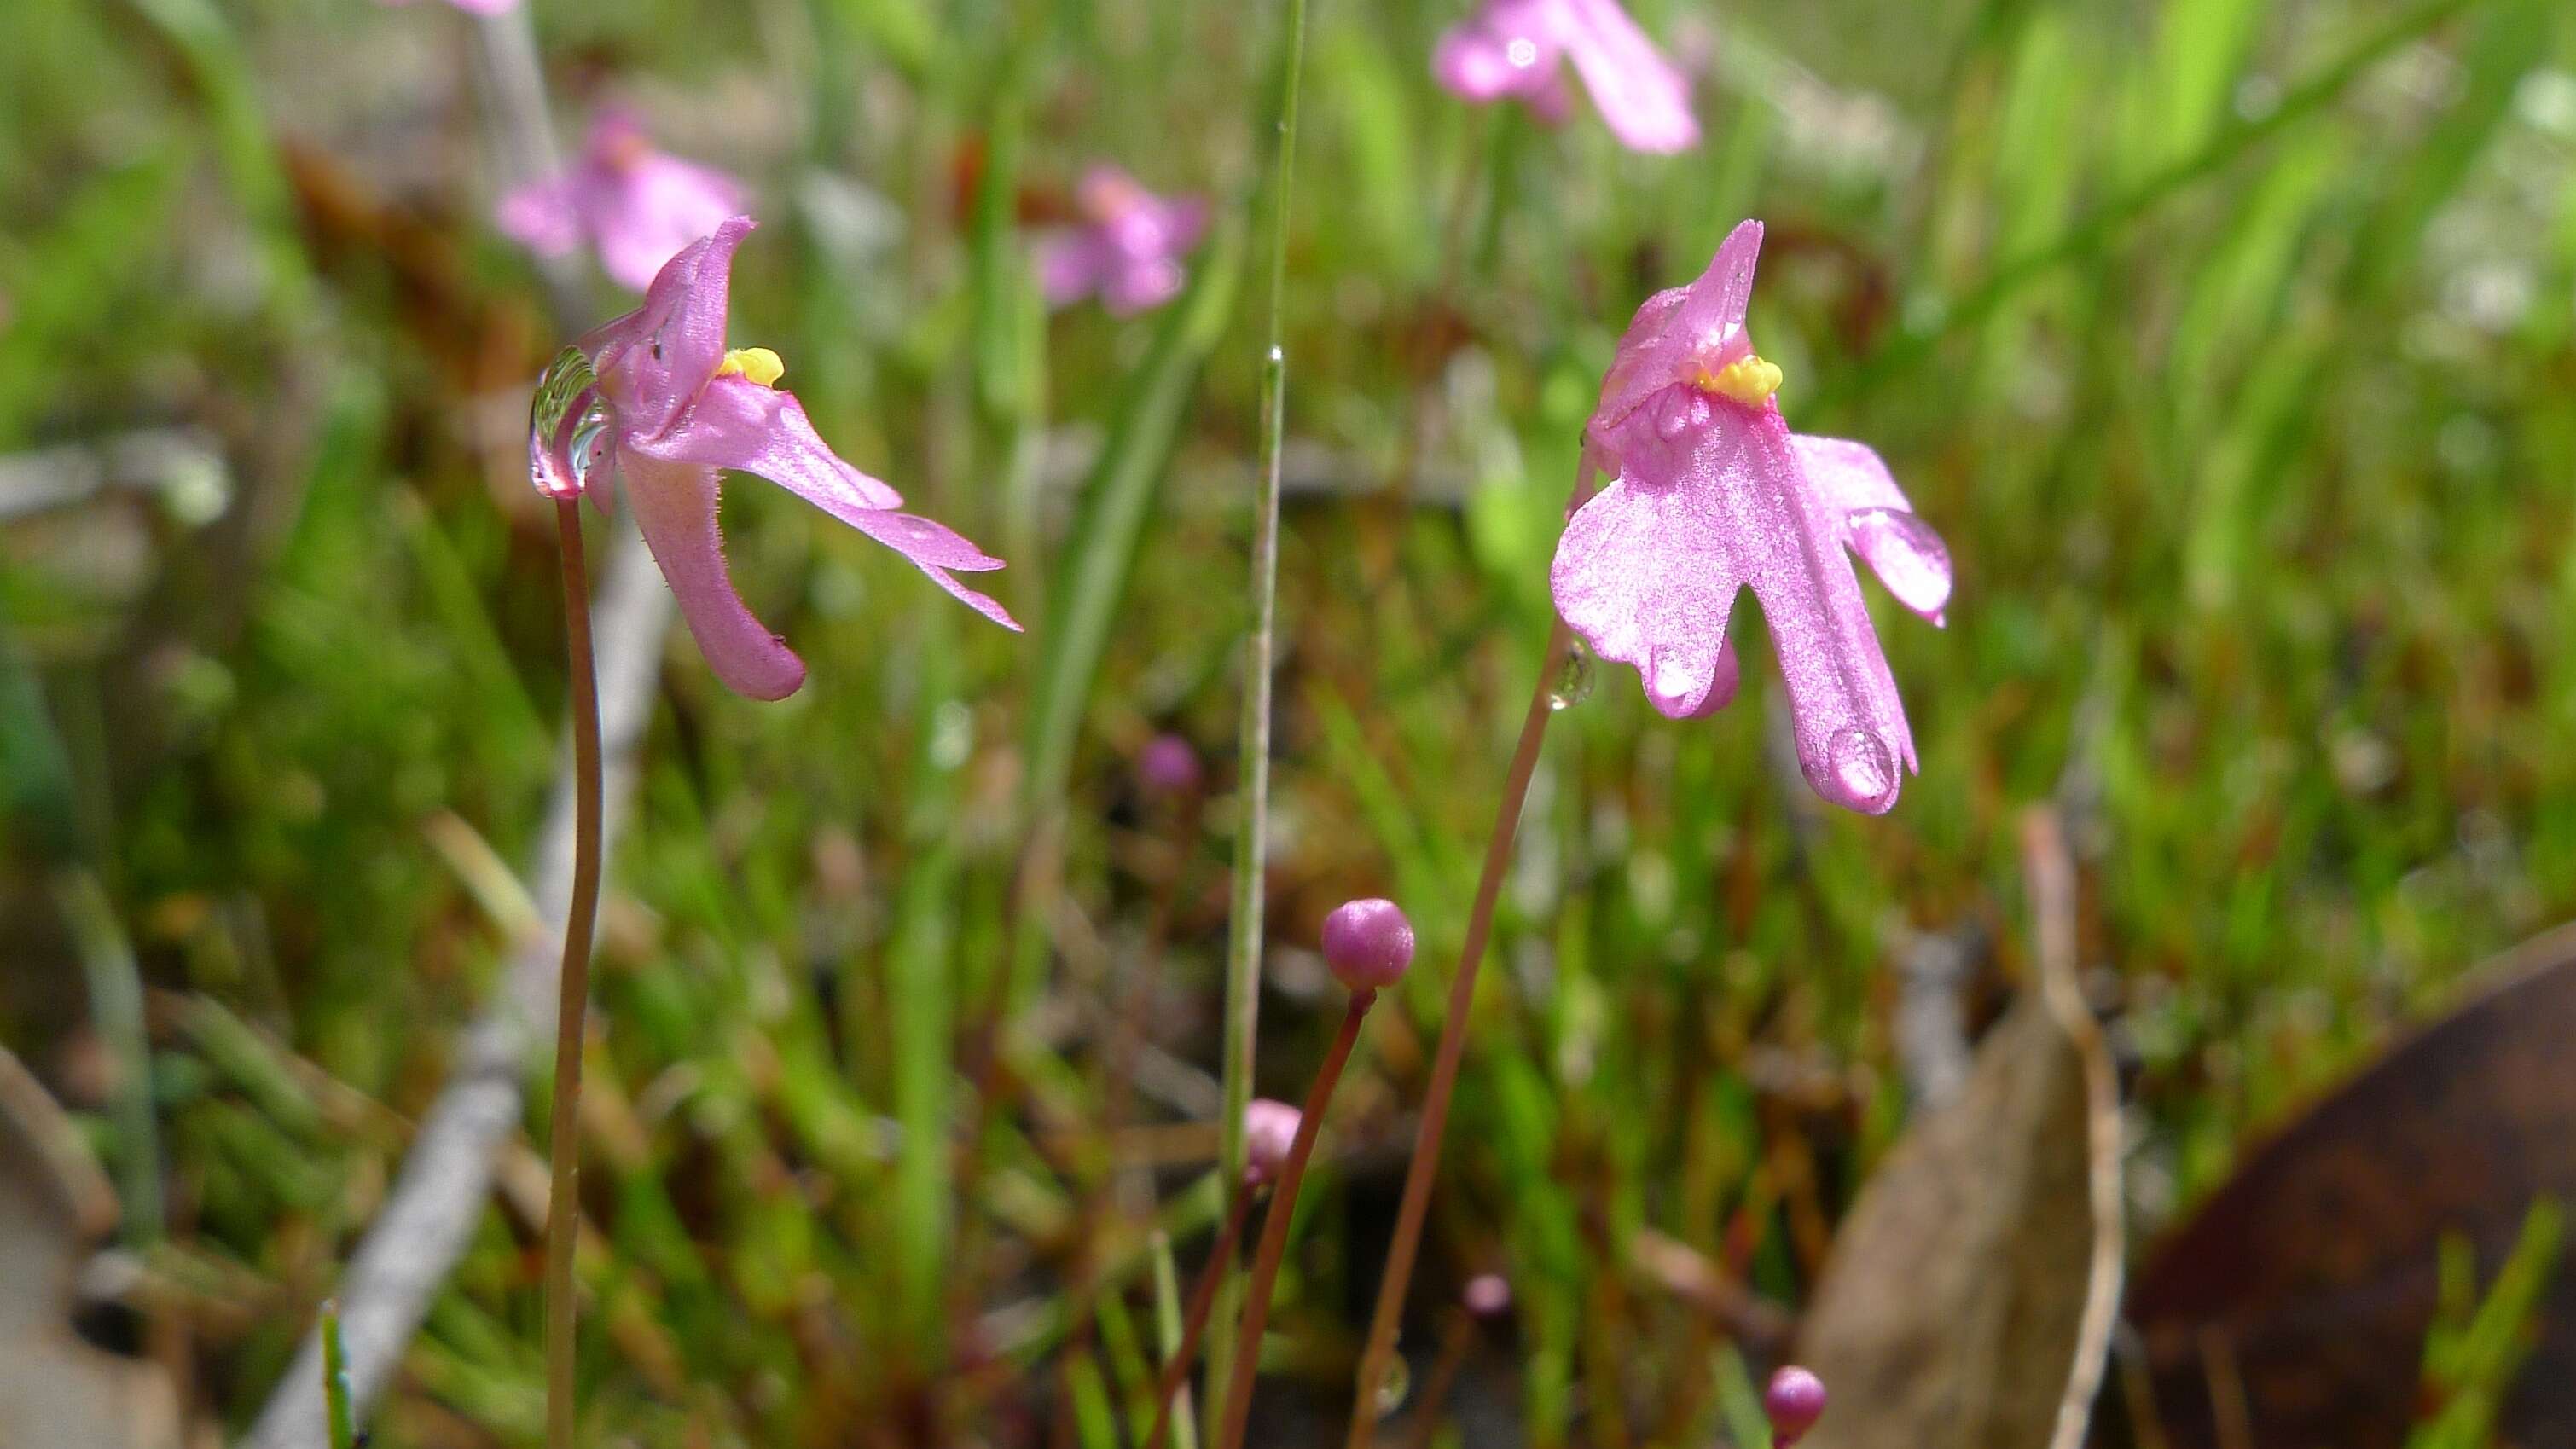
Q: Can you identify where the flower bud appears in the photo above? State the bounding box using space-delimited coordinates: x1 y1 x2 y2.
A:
1243 1098 1301 1186
1461 1273 1512 1319
1763 1365 1826 1446
1320 898 1415 991
1138 733 1203 797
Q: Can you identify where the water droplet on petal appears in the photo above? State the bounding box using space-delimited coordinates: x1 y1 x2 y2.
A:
529 345 614 501
1825 728 1897 813
1549 640 1595 710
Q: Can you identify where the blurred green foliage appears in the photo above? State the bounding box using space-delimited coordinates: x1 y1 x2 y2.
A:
2 0 2574 1443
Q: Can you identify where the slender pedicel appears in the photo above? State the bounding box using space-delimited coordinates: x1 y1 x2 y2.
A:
541 496 605 1449
1140 1103 1292 1449
1343 458 1593 1449
1215 996 1376 1449
1216 901 1419 1449
1397 1277 1511 1449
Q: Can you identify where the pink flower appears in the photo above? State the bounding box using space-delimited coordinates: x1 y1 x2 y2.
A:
1432 0 1698 154
499 111 747 293
534 217 1017 699
1551 221 1951 814
1034 166 1209 316
384 0 520 14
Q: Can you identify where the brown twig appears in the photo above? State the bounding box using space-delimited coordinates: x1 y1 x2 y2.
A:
2021 807 2124 1449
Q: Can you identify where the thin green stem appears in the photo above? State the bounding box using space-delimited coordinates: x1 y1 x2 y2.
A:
1140 1183 1258 1449
543 497 606 1449
320 1300 356 1449
1343 455 1596 1449
1216 991 1375 1449
1209 0 1314 1430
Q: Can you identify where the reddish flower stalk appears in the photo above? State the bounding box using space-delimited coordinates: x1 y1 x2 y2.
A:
541 497 604 1449
1395 1301 1486 1449
1342 463 1592 1449
1215 990 1379 1449
1140 1181 1257 1449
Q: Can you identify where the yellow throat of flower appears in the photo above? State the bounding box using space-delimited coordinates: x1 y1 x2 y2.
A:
716 347 786 388
1694 353 1782 406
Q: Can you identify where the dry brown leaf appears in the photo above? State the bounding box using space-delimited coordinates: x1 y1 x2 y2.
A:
1796 998 2097 1449
1790 807 2121 1449
2128 922 2576 1448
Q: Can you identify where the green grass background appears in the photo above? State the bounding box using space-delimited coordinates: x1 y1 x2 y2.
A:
3 0 2574 1443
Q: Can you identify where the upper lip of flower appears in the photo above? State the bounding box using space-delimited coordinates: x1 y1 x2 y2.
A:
1590 221 1765 437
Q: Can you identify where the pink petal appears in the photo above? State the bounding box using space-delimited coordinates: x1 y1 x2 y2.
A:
1677 638 1742 717
592 215 753 439
1432 1 1561 104
1552 392 1745 721
591 153 748 293
496 178 582 258
1792 434 1952 623
1100 257 1187 315
844 510 1023 631
637 374 906 513
617 449 807 701
1036 231 1108 307
632 376 1019 631
1553 0 1699 153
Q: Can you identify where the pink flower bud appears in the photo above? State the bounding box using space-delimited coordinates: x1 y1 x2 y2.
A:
1243 1098 1301 1186
1461 1273 1512 1319
1763 1365 1826 1446
1320 898 1414 991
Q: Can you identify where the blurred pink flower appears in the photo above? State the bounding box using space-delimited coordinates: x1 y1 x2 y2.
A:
385 0 521 14
1551 220 1951 814
1432 0 1698 154
499 111 747 292
1243 1098 1302 1185
1137 733 1204 798
1034 166 1208 316
535 217 1016 699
